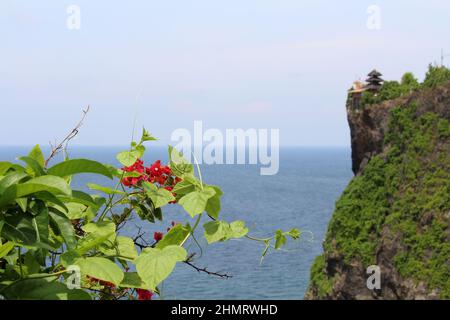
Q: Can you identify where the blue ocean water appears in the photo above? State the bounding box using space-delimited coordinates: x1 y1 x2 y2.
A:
0 146 352 299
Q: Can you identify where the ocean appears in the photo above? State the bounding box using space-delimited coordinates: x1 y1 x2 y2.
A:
0 146 353 299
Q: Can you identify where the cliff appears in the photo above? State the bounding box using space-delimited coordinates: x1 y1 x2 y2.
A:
305 80 450 300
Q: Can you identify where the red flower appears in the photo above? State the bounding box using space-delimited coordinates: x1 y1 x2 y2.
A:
136 289 153 300
153 232 163 242
156 175 167 185
162 166 172 175
121 176 140 187
147 160 162 177
122 159 144 173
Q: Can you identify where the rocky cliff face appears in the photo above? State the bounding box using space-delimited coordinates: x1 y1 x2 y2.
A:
305 82 450 300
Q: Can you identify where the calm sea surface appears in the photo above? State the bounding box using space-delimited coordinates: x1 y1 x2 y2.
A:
0 146 352 299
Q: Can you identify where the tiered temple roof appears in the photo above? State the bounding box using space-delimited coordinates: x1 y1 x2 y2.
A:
365 69 383 92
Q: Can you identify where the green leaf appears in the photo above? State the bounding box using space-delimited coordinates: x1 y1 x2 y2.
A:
135 245 187 290
286 228 301 239
274 230 286 250
23 175 71 194
141 128 157 142
228 220 249 239
87 183 126 195
0 241 15 259
15 198 28 212
155 224 191 249
31 204 49 245
205 188 222 220
24 250 41 274
58 203 89 220
99 236 138 261
0 161 12 175
116 150 140 167
0 175 71 207
34 191 68 212
47 159 113 179
28 144 45 167
57 190 100 211
19 156 45 177
178 187 216 217
0 171 28 194
59 250 80 267
203 220 248 244
83 220 116 236
76 221 116 254
2 213 38 246
203 221 228 244
74 257 124 286
49 210 77 250
120 272 149 289
143 182 175 208
1 277 91 300
168 146 194 177
172 179 196 195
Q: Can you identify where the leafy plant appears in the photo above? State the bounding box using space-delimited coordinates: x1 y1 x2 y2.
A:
358 66 450 108
0 129 302 300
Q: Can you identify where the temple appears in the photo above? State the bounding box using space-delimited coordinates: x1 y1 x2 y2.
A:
348 69 384 108
365 69 383 92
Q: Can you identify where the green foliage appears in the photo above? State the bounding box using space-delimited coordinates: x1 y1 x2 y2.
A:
423 64 450 88
203 220 249 244
309 256 333 298
0 127 302 300
135 246 187 290
47 159 113 179
309 102 450 298
116 150 140 167
155 224 191 249
358 66 450 108
143 182 175 208
178 187 216 218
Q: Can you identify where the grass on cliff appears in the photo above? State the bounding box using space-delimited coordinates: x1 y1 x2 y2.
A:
309 102 450 298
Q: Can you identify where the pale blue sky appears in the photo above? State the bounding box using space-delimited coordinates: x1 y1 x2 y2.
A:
1 0 449 146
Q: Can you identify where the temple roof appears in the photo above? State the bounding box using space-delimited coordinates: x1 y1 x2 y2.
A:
368 69 382 77
366 76 383 83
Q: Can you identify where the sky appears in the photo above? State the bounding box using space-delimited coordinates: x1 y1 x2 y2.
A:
0 0 449 146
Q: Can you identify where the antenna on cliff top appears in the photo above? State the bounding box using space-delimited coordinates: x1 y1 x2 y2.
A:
441 48 450 67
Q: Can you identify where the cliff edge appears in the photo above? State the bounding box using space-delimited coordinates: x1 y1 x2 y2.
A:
305 77 450 300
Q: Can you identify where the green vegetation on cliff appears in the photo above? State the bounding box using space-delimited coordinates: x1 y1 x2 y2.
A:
361 65 450 107
309 80 450 299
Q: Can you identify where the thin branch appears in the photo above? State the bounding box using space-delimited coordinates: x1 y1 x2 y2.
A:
45 105 90 168
132 225 154 249
183 260 232 279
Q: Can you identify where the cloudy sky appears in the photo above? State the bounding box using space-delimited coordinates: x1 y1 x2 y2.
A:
1 0 449 146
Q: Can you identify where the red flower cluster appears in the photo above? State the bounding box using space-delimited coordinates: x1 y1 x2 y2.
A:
153 231 164 242
136 289 153 300
121 159 146 187
120 159 182 201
